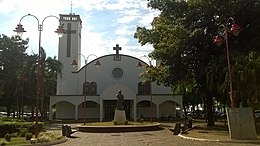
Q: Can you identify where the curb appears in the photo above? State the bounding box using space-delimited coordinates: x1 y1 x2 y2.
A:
77 123 162 133
177 126 260 144
31 137 68 146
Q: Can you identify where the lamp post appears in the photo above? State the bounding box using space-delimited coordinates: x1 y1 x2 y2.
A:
213 17 241 108
136 55 153 123
71 54 101 125
14 14 65 138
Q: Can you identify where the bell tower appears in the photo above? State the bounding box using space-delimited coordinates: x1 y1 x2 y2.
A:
57 14 82 95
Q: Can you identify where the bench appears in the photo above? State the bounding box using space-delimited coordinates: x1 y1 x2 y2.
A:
62 125 77 137
169 119 193 135
170 123 181 135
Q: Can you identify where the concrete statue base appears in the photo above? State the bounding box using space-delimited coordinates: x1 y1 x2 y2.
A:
113 110 126 124
226 107 257 140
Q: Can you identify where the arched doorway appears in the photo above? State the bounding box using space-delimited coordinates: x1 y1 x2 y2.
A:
159 100 180 118
136 100 156 119
52 101 75 119
78 101 100 120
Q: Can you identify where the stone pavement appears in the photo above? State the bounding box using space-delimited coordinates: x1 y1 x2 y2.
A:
47 123 260 146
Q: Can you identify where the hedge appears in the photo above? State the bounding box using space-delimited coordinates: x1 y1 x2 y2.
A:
0 121 44 137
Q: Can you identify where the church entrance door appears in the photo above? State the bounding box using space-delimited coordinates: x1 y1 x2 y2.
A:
103 100 131 120
104 100 116 120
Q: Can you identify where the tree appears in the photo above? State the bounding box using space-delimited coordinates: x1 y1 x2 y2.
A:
135 0 260 126
0 34 28 116
15 47 62 119
40 48 62 118
16 55 37 118
232 52 260 107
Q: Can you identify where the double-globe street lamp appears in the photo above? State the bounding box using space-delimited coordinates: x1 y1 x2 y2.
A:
14 14 65 138
136 55 153 123
71 54 101 125
213 17 241 107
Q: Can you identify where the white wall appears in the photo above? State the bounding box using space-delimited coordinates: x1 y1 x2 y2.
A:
70 55 172 97
55 101 75 119
78 106 100 119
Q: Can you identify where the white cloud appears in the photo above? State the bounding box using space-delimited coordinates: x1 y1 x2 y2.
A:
117 15 139 24
0 0 158 61
115 26 134 36
138 11 159 27
0 0 17 14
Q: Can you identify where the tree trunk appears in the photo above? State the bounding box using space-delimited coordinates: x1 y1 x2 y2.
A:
6 104 11 117
183 104 187 118
31 104 34 118
206 93 215 126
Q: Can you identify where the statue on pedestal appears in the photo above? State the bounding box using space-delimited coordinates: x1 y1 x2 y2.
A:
116 90 124 110
114 90 126 124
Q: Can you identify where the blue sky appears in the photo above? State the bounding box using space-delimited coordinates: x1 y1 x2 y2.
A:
0 0 159 64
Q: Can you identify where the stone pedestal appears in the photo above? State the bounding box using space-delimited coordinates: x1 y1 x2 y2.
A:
114 110 126 124
226 107 257 140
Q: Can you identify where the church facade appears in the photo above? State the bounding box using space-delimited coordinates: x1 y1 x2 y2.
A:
49 14 183 121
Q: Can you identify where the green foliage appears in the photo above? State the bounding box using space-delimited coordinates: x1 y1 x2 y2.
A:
113 120 118 125
232 52 260 104
25 133 32 140
135 0 260 125
0 117 25 122
0 34 28 115
137 117 144 124
0 120 44 137
4 134 11 142
19 128 29 137
0 140 6 145
37 132 62 144
0 34 63 118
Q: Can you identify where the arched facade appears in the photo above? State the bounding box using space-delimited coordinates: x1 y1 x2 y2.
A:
49 14 183 121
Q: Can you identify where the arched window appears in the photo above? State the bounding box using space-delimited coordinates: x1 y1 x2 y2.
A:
83 82 90 95
83 82 97 95
90 82 97 95
137 100 150 107
138 82 150 95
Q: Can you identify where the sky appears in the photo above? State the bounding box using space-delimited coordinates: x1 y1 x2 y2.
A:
0 0 160 65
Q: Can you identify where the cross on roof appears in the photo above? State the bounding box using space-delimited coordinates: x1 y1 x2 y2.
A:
113 44 121 61
113 44 121 55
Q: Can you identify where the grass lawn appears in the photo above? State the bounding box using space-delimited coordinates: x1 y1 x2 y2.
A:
0 137 30 146
84 121 156 126
0 132 64 146
183 121 260 140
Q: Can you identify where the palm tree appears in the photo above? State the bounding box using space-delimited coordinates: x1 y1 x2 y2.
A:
39 47 63 118
16 47 62 119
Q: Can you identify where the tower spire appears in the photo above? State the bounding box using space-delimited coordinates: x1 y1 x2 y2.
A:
70 1 73 14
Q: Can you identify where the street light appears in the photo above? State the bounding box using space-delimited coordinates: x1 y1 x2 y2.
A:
14 14 65 138
136 55 153 123
213 17 241 107
71 54 101 125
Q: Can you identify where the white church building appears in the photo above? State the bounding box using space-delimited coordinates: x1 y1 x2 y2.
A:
49 14 183 121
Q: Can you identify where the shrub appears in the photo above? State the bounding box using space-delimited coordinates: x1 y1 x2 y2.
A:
37 135 50 143
0 140 6 145
124 120 128 125
137 118 144 124
30 138 37 144
0 121 44 137
11 132 18 137
37 132 59 143
4 133 11 142
113 121 118 125
25 133 33 140
19 128 29 137
0 117 25 122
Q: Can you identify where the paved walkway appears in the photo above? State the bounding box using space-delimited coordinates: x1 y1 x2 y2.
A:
47 123 259 146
